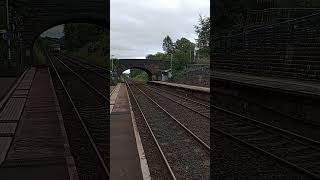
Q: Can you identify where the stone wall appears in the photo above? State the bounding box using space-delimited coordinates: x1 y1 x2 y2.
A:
170 65 210 87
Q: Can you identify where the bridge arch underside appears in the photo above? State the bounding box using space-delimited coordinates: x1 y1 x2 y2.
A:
116 59 170 81
31 16 107 46
118 67 153 81
11 0 108 65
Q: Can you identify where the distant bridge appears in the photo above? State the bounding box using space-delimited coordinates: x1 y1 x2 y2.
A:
116 59 170 80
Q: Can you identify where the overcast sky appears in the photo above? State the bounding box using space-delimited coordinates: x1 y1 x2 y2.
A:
41 0 210 59
111 0 210 58
41 25 64 38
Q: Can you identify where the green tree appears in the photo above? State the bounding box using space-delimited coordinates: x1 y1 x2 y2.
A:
162 35 174 54
194 16 210 60
63 23 105 51
173 37 195 68
146 52 169 60
195 15 210 49
130 69 142 77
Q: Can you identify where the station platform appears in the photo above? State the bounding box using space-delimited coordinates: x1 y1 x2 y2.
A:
110 83 149 180
0 67 74 180
149 81 210 93
213 70 320 98
110 83 121 112
0 78 17 103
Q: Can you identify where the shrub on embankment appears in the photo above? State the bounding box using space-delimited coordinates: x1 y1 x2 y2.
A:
63 23 108 68
170 65 210 87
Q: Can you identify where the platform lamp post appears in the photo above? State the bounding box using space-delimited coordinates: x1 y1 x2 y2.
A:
110 55 114 80
6 0 11 65
170 53 173 74
194 46 199 63
111 55 114 72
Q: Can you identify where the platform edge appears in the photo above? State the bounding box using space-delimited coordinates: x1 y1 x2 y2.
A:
125 84 151 180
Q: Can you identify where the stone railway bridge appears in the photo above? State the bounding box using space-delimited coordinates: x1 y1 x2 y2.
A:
1 0 107 75
116 59 170 81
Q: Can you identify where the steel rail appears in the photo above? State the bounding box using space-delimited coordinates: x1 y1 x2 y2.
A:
212 127 320 179
59 54 108 79
131 83 210 151
57 54 108 97
213 105 320 147
47 52 110 177
213 88 320 127
213 105 320 179
148 84 210 107
61 53 109 72
126 82 177 180
141 85 209 119
110 85 117 96
53 55 109 102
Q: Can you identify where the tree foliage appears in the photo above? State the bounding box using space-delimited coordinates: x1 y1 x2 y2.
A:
144 15 211 74
194 15 210 60
146 52 170 60
62 23 107 67
195 16 210 49
63 23 105 52
175 37 195 53
147 37 196 71
162 35 174 54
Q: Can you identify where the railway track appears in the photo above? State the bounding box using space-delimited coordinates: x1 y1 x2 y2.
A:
110 86 115 95
136 84 210 147
127 81 210 179
60 53 109 75
148 83 210 105
213 105 320 179
141 84 209 118
213 89 320 142
56 54 108 97
47 52 109 179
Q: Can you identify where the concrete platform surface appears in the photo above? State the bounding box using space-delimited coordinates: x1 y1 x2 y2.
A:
110 83 121 112
0 78 17 103
110 83 149 180
213 70 320 97
0 67 73 180
150 81 210 93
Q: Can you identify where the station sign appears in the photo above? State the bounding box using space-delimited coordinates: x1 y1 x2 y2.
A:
2 32 13 41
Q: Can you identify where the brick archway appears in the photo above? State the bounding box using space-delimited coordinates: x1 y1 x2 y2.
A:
9 0 108 71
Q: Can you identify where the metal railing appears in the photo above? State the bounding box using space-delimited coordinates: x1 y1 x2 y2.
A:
214 11 320 55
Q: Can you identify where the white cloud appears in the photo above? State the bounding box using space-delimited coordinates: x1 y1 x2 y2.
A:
39 1 210 59
111 0 209 58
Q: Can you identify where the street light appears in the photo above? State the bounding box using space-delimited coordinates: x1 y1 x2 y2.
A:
6 0 11 63
110 55 113 71
170 53 173 73
194 46 199 63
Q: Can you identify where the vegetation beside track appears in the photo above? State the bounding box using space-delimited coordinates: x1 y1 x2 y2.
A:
63 23 108 68
33 38 47 65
